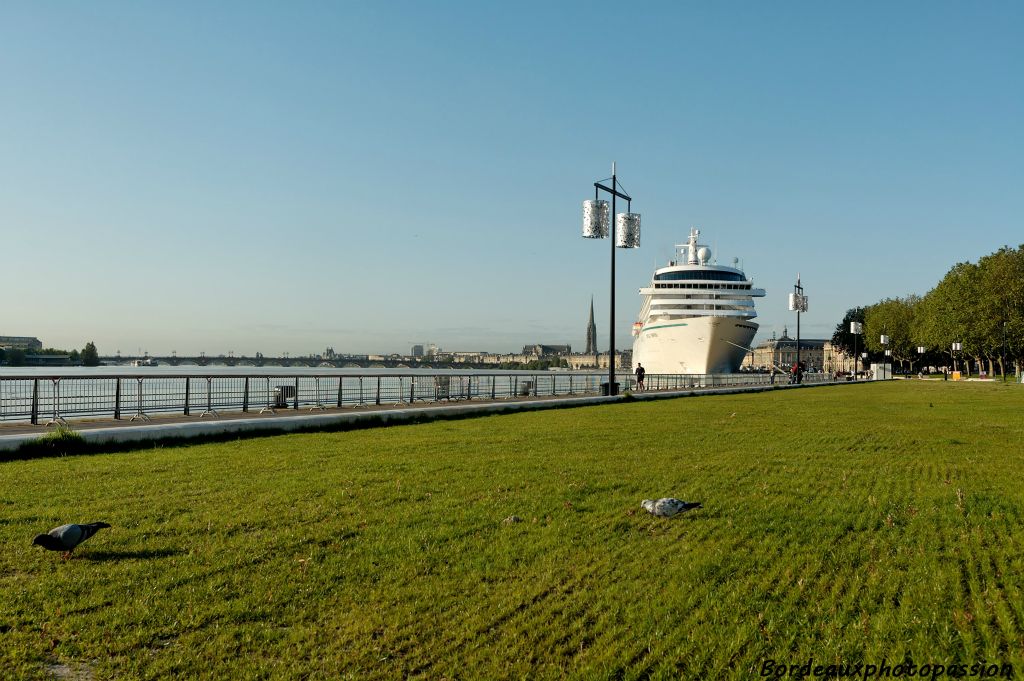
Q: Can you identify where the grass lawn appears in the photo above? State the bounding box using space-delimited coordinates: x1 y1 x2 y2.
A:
2 381 1024 679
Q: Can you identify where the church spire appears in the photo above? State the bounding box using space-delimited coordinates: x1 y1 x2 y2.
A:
585 296 598 355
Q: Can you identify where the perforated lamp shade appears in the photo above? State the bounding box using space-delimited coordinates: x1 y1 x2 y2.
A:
582 200 610 239
614 213 641 248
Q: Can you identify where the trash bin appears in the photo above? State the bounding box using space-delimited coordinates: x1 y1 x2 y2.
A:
518 380 534 396
274 385 296 408
600 381 620 396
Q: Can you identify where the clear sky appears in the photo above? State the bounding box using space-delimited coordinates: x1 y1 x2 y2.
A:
2 2 1021 357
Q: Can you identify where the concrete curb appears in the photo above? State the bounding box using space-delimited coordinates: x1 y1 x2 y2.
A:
0 380 852 453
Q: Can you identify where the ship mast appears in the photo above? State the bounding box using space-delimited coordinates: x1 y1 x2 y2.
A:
686 228 700 265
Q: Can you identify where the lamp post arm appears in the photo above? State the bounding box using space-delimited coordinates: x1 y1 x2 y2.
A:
594 182 632 201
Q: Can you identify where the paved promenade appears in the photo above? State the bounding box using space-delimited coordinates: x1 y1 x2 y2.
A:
0 380 853 453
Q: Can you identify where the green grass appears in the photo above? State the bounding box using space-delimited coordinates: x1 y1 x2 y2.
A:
2 382 1024 679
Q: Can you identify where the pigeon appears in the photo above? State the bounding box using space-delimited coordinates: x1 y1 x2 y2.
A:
33 522 111 558
641 498 703 518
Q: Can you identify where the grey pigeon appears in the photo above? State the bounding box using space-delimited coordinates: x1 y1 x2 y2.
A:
33 522 111 558
641 498 702 518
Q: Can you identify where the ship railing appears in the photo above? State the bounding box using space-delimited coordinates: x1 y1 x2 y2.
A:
0 370 838 425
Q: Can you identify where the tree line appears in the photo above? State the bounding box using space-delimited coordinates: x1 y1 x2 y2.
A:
0 342 100 367
831 245 1023 378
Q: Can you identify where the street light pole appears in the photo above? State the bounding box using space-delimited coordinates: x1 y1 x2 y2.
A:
789 276 808 383
880 334 889 380
1002 321 1007 383
850 321 863 380
583 163 640 395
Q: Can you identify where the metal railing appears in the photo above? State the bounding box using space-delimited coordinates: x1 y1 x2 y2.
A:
0 371 836 425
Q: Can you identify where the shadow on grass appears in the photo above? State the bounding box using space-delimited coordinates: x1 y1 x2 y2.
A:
79 548 184 561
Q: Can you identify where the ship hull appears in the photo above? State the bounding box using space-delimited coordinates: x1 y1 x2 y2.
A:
632 316 758 375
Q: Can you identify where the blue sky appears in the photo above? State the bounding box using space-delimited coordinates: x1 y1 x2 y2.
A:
2 2 1021 356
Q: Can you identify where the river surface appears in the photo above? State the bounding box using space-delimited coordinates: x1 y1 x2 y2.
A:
0 365 601 378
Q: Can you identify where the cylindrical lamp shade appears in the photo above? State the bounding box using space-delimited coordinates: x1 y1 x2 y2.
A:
615 212 641 248
850 322 863 334
582 200 610 239
880 334 889 345
917 346 926 354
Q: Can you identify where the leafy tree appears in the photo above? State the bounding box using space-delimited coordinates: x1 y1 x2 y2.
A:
863 296 920 371
81 342 100 367
831 307 866 361
3 348 26 366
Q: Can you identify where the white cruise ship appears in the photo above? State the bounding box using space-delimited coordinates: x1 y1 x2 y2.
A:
631 228 765 375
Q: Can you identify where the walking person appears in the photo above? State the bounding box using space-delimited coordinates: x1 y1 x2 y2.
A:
635 363 646 391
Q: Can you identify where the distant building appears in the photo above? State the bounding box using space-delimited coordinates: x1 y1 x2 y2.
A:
25 355 73 366
566 351 630 370
523 344 572 357
411 344 425 357
0 336 42 352
584 297 597 355
744 327 847 372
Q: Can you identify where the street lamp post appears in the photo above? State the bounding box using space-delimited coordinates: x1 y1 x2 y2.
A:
952 342 962 377
788 276 808 383
1002 321 1007 383
917 346 925 377
880 334 889 380
583 163 641 395
862 352 869 379
850 321 863 380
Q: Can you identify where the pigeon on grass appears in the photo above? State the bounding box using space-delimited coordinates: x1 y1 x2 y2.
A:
33 522 111 558
641 499 702 518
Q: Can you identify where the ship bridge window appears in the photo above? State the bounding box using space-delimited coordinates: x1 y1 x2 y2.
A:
655 270 745 282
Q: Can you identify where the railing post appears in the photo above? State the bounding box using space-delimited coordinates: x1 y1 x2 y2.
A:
198 377 218 418
30 379 39 425
533 375 538 397
130 378 151 421
293 377 299 410
183 377 190 415
243 377 249 413
337 377 343 408
376 376 381 405
259 377 275 414
491 375 496 400
410 377 415 403
114 378 122 420
46 378 68 427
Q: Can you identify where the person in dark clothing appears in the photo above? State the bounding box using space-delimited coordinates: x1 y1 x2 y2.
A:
635 363 646 391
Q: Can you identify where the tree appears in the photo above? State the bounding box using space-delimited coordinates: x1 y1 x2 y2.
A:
863 296 920 371
2 348 26 366
81 342 100 367
831 307 867 358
